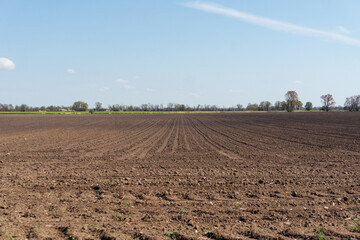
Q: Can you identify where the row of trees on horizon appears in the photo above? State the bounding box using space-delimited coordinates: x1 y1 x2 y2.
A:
1 91 360 113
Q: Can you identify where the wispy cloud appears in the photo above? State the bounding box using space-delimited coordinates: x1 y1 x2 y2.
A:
98 87 109 92
146 88 155 92
124 84 135 90
0 58 15 70
116 78 135 90
115 78 128 83
294 80 303 84
67 68 75 74
182 2 360 47
337 26 350 34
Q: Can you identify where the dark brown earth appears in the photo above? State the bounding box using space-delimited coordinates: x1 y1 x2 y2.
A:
0 113 359 240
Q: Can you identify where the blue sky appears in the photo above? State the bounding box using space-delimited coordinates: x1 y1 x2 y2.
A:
1 0 360 108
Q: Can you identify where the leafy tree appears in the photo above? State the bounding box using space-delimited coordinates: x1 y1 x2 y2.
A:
259 101 271 111
72 101 88 111
320 94 335 112
264 101 271 111
180 104 186 111
109 104 121 111
246 103 258 111
297 101 303 110
141 104 148 111
305 102 313 111
285 91 299 112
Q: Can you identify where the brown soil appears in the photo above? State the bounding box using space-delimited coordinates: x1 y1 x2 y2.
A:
0 113 359 240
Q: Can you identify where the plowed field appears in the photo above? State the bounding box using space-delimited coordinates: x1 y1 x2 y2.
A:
0 113 359 239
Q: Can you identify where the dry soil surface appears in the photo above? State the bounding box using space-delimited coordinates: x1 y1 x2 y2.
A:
0 113 359 239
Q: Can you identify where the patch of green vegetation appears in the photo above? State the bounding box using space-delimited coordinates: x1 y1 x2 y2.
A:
352 217 360 232
165 229 181 239
269 226 277 230
164 227 187 239
179 208 186 214
113 212 122 221
314 228 326 240
9 233 14 240
235 202 241 209
112 199 132 222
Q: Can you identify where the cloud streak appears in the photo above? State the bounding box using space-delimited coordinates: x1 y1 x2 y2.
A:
67 69 75 74
182 2 360 47
115 79 128 84
98 87 109 92
124 84 135 90
115 78 136 90
337 26 350 34
0 58 15 70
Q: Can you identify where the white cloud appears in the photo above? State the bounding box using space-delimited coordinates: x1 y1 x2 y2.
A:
294 80 303 84
0 58 15 70
116 78 136 90
124 84 135 90
134 75 141 79
98 87 109 92
337 26 350 34
115 79 128 84
182 2 360 47
67 69 75 74
146 88 155 92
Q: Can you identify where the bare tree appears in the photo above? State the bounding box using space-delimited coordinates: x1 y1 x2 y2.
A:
285 91 299 112
236 104 243 111
95 102 102 111
0 104 9 112
274 101 281 110
345 95 360 111
320 94 335 112
167 103 174 111
20 104 29 112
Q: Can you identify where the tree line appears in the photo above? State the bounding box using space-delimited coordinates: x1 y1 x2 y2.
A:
1 91 359 112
